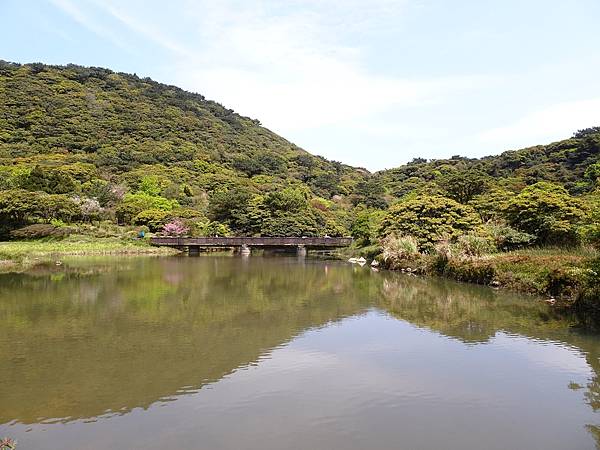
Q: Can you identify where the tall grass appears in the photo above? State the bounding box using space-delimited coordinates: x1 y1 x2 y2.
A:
382 235 420 269
0 238 177 263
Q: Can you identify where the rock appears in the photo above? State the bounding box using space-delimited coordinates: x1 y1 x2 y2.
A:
370 260 380 267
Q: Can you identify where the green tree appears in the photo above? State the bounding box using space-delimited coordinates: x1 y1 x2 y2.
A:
116 192 178 224
353 178 387 209
438 169 490 203
208 187 253 232
380 194 481 249
132 209 171 231
469 188 513 222
350 207 385 246
504 182 585 245
263 187 309 213
22 165 77 194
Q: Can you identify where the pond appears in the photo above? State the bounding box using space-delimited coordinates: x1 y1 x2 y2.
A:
1 255 599 449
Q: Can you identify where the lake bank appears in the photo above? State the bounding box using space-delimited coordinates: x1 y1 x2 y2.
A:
359 245 600 324
0 238 179 272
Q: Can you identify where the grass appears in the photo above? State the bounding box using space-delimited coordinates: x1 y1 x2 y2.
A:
0 236 179 271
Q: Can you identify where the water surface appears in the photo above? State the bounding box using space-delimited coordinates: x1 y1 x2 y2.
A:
1 256 599 449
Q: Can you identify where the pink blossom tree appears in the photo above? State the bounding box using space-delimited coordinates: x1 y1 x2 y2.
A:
162 219 189 237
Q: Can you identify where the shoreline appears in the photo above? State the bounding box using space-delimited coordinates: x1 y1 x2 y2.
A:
0 239 180 272
365 248 600 323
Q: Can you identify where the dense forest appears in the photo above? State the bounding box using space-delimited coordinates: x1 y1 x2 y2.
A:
0 61 599 260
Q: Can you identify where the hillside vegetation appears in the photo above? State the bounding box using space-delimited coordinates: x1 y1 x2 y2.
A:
0 61 367 239
1 61 600 314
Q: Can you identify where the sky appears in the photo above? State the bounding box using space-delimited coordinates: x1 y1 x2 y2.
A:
1 0 600 170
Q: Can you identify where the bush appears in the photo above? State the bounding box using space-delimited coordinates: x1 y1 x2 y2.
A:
116 192 179 224
380 194 481 250
382 234 420 268
10 223 70 239
487 224 535 251
453 233 496 257
504 182 585 245
133 209 170 231
442 258 496 284
580 223 600 249
189 220 231 237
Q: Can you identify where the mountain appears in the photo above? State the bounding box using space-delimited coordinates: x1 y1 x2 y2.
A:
0 61 365 198
376 127 600 200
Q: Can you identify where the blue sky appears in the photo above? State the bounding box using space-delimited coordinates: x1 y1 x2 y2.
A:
1 0 599 170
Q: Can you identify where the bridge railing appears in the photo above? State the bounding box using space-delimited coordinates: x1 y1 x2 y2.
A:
150 236 352 247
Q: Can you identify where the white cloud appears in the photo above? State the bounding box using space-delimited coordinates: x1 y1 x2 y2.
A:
49 0 132 52
93 1 194 57
47 0 495 166
478 98 600 150
146 1 488 134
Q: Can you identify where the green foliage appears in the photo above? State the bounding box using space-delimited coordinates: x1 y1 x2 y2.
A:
132 209 171 231
263 187 309 213
350 207 385 246
21 165 77 194
469 188 513 222
208 187 253 232
81 179 120 206
353 177 388 209
380 194 481 249
0 61 598 247
486 224 535 251
190 220 231 237
138 176 165 196
438 168 490 203
116 192 178 224
504 182 585 245
381 234 420 267
585 163 600 183
10 223 70 240
452 233 496 257
0 189 80 237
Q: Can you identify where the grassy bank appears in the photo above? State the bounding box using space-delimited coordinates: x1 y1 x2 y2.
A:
376 241 600 320
0 237 179 271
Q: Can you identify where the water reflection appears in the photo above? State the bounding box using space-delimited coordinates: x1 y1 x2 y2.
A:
0 256 598 449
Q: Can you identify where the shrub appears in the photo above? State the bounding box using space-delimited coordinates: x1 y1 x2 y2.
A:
10 223 70 239
504 182 585 245
382 234 420 267
380 194 481 250
487 224 535 251
453 233 496 257
116 192 179 224
190 220 231 237
579 223 600 249
443 258 496 284
133 209 170 231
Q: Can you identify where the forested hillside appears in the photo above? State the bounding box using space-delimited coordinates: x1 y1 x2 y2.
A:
0 61 367 238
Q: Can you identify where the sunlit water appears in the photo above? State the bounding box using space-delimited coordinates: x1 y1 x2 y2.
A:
1 255 599 449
